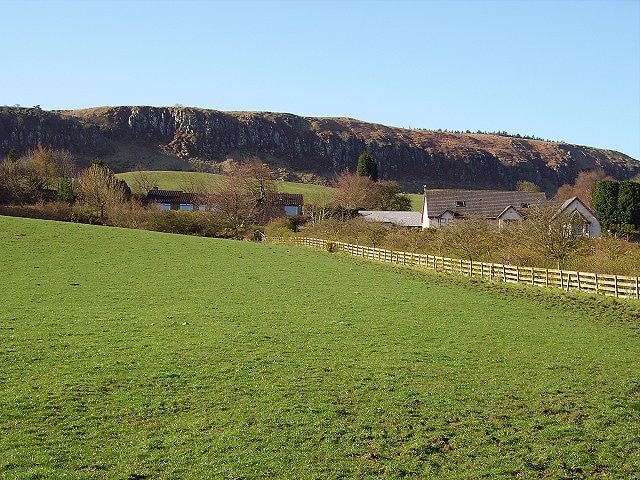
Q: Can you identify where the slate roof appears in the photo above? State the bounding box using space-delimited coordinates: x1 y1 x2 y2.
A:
145 189 303 207
424 189 547 219
359 210 423 227
266 193 304 207
146 188 200 204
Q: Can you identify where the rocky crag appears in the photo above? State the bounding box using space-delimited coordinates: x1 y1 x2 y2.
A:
1 105 638 194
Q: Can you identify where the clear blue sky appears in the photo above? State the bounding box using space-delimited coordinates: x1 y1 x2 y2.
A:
2 0 639 159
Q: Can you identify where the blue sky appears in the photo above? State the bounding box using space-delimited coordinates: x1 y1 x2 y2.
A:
2 0 639 159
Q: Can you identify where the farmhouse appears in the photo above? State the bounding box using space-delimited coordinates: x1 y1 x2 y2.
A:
421 188 601 237
422 188 547 229
145 187 304 217
145 187 204 211
556 196 602 237
266 193 304 216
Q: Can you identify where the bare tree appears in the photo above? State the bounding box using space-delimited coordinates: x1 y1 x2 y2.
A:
75 163 129 218
331 170 378 210
129 170 160 194
203 160 277 229
438 217 493 261
517 206 590 269
554 169 608 207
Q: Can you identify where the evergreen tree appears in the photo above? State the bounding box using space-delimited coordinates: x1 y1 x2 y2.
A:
592 180 620 227
617 181 640 228
356 152 378 181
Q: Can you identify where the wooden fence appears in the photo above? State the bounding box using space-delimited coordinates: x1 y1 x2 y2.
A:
271 237 640 300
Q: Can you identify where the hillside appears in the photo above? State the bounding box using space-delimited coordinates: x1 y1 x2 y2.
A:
1 105 639 194
1 216 639 478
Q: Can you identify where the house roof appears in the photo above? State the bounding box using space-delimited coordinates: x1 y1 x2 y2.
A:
424 189 547 219
359 210 423 227
145 189 303 207
266 193 304 207
146 188 200 204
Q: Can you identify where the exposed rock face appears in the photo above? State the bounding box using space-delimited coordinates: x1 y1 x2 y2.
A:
1 105 638 193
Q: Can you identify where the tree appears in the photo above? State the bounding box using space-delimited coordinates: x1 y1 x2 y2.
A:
517 206 589 269
129 169 160 194
0 156 46 204
356 152 378 181
592 180 620 228
554 169 607 207
332 170 378 210
616 181 640 228
204 160 277 229
438 217 493 260
374 181 412 211
75 163 129 219
516 180 541 192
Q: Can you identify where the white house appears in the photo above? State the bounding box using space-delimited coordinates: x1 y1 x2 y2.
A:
422 188 547 229
556 196 602 237
421 188 601 237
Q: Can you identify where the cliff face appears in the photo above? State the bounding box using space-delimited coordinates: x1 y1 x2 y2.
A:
1 105 638 193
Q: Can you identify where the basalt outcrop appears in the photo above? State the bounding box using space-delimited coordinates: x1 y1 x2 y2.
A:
1 105 638 193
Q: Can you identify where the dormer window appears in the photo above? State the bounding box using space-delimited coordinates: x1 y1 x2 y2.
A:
520 202 530 208
455 200 466 207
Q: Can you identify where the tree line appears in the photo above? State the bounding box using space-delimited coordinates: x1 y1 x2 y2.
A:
0 147 412 237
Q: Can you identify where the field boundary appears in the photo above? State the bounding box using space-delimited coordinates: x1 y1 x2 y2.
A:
271 236 640 300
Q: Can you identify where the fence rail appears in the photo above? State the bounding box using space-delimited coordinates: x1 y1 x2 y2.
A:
270 237 640 300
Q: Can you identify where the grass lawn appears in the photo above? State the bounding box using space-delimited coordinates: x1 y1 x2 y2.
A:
1 216 639 479
116 171 336 206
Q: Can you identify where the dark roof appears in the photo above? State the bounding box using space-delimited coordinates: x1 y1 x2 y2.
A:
146 188 200 204
425 189 547 219
145 189 303 207
266 193 304 207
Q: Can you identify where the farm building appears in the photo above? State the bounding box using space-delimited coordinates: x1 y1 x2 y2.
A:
145 188 204 211
145 187 304 217
421 188 601 237
359 210 422 228
267 193 304 216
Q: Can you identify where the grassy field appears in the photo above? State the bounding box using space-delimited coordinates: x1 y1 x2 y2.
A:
116 171 336 206
1 216 639 479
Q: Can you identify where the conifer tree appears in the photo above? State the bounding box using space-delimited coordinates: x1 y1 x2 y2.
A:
356 152 378 181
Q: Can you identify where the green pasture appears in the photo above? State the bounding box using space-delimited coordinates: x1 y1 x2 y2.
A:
1 216 639 478
407 193 423 212
116 171 336 206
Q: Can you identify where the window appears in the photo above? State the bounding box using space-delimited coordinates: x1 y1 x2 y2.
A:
455 200 466 207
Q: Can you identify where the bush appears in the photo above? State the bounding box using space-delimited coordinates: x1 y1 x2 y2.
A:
0 201 73 221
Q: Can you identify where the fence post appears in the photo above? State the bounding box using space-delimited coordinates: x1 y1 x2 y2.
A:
516 265 520 283
636 277 639 300
531 267 534 286
577 272 581 292
614 275 618 298
502 265 506 282
470 259 473 277
545 269 549 287
595 273 599 294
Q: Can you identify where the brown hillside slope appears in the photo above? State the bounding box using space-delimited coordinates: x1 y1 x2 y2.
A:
0 106 637 194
